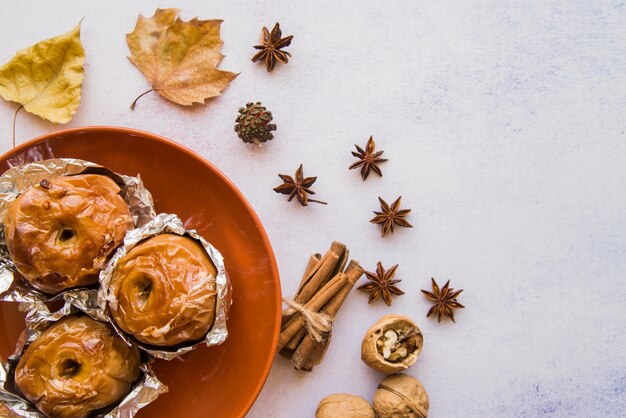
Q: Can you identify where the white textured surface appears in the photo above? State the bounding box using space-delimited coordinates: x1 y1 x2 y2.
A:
1 1 625 417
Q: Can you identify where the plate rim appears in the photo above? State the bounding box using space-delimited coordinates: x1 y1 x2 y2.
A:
0 125 282 418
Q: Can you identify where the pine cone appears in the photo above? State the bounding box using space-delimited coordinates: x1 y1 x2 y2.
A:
234 102 277 144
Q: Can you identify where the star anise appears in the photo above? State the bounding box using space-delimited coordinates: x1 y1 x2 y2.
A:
358 262 405 306
421 278 465 323
349 136 388 180
252 23 293 72
273 164 327 206
370 196 413 237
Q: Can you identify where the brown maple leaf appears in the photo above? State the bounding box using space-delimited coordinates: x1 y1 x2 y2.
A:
252 23 293 72
421 278 465 322
273 164 327 206
358 262 405 306
370 196 413 237
349 136 388 180
126 8 238 109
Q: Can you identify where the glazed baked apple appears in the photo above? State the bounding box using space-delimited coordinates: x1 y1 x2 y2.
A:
15 315 141 418
109 234 218 346
4 174 133 294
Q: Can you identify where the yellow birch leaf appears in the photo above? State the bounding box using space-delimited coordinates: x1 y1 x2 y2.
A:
0 23 85 124
127 8 238 108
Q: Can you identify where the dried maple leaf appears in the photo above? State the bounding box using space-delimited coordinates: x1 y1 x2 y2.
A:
273 164 327 206
421 278 465 323
349 136 388 180
127 8 238 109
358 262 404 306
252 23 293 72
371 196 413 237
0 23 85 146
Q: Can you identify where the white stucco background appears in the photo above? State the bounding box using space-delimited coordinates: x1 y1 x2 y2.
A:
0 1 625 417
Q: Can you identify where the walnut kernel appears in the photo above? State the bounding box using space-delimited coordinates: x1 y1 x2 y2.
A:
361 314 423 373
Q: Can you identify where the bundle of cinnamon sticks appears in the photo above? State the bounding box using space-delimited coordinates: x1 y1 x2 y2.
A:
278 241 364 371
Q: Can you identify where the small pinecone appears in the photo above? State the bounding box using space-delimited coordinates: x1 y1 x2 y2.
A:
234 102 277 144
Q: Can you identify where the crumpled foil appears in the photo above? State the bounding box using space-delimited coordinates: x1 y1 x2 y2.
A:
0 158 156 303
0 303 168 418
98 213 232 360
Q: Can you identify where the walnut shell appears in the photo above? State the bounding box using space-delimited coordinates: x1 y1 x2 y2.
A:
316 393 375 418
361 314 423 373
373 373 429 418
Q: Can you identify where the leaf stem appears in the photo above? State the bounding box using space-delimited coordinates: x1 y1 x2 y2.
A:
12 105 23 149
130 89 154 110
309 199 328 205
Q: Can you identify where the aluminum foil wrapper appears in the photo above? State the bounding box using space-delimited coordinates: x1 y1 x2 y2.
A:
0 304 168 418
98 213 231 360
0 158 156 303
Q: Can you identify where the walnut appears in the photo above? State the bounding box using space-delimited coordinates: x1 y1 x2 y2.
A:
316 393 375 418
361 314 423 373
373 373 429 418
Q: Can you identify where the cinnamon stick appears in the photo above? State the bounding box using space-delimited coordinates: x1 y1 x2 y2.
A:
291 260 364 370
281 253 322 330
295 241 346 304
281 327 307 358
320 260 363 317
280 254 322 356
282 249 346 355
300 254 322 289
293 332 332 371
333 248 349 278
280 243 345 353
277 272 347 351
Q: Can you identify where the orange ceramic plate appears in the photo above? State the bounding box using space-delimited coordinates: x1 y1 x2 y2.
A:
0 127 281 418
